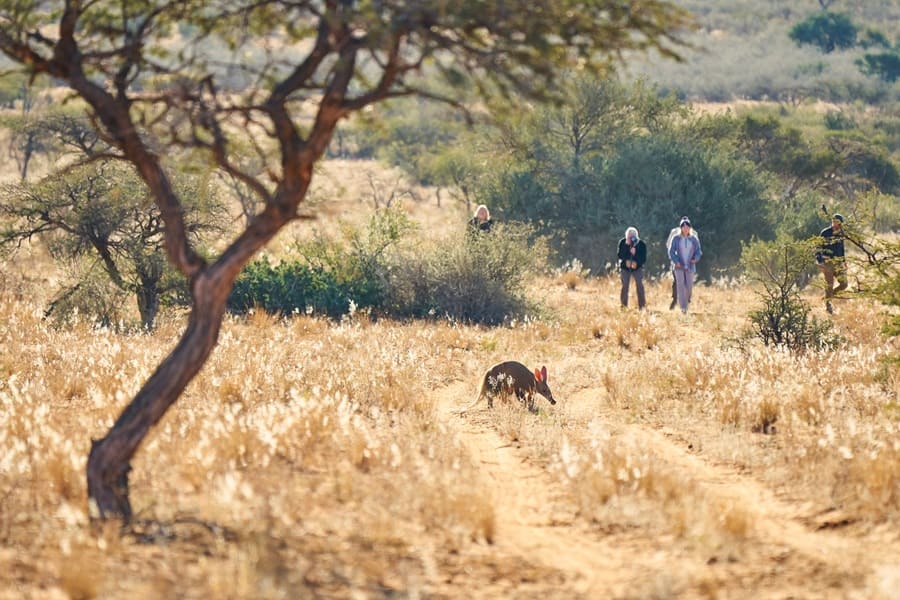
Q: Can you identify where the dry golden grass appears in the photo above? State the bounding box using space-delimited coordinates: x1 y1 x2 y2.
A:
2 159 899 598
2 257 899 597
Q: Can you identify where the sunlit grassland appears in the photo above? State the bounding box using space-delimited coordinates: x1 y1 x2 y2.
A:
1 261 897 597
520 275 899 549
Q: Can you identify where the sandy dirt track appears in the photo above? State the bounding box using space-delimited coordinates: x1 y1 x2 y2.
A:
429 382 900 600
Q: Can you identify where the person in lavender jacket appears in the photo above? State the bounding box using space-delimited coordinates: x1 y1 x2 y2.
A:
668 216 702 314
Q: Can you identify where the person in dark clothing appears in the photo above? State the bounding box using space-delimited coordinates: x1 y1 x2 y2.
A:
617 226 647 309
815 213 847 314
468 204 493 234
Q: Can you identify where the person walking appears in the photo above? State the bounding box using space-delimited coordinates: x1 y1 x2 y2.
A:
668 217 702 314
816 213 847 314
666 218 699 310
617 226 647 309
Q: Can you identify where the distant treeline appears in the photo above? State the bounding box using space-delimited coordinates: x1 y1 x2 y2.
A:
335 77 900 279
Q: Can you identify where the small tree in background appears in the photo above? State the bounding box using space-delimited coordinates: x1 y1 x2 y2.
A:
0 112 57 180
0 161 226 329
418 141 485 210
827 198 900 344
42 261 132 328
0 105 116 181
856 50 900 83
789 12 858 54
482 77 765 276
740 238 842 353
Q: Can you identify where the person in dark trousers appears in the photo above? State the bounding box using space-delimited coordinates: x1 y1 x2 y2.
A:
666 218 699 310
468 204 493 234
617 226 647 309
816 213 847 314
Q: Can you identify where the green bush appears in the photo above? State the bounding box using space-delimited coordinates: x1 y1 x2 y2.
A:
229 253 381 319
746 294 842 352
229 209 412 318
228 256 321 315
229 217 549 325
857 51 900 83
0 72 29 108
789 12 858 54
740 238 842 353
769 192 833 244
824 110 857 130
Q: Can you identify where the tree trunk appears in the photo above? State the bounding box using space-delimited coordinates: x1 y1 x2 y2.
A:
87 272 227 521
19 132 36 181
136 284 160 330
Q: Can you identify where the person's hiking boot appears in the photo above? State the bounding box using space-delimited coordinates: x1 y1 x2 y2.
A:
826 301 834 314
669 298 677 310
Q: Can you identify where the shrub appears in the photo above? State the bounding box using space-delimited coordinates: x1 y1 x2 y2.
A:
229 209 413 318
44 262 131 329
740 238 843 353
229 212 549 325
385 222 550 324
824 110 857 130
228 256 326 316
746 293 841 352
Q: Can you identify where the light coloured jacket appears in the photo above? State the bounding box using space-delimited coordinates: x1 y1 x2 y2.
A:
669 233 702 273
667 226 699 252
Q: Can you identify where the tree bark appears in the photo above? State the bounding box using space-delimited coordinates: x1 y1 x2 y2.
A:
87 271 228 521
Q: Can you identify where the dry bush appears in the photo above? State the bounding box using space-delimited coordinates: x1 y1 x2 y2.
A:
785 414 900 521
594 308 663 351
553 258 591 290
559 270 581 290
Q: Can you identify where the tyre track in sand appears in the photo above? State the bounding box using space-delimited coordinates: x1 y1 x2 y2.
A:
431 382 701 599
431 382 900 599
624 420 900 599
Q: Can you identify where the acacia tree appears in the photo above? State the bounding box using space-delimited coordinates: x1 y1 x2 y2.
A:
789 12 858 54
0 1 693 522
0 113 55 180
0 104 108 181
0 161 224 329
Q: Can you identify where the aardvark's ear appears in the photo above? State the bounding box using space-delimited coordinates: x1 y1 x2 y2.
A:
534 367 542 382
541 366 548 383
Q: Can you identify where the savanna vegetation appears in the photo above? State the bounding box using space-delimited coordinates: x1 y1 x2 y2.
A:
0 0 898 598
2 256 898 597
0 0 697 522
